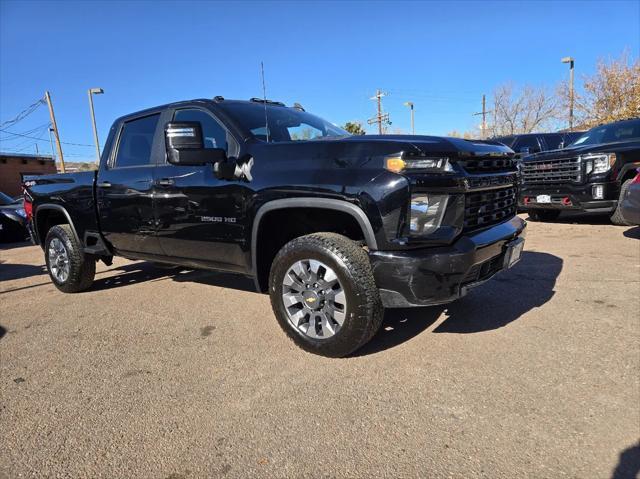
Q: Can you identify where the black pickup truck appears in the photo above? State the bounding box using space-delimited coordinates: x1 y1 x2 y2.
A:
23 97 526 357
519 118 640 224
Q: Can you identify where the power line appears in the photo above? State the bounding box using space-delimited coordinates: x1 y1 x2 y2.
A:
0 127 95 147
0 98 46 129
0 123 51 143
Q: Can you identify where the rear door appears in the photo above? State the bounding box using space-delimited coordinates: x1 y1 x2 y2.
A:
153 106 248 271
96 112 164 255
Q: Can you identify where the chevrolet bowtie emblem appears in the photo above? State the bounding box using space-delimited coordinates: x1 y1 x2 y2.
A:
306 297 317 303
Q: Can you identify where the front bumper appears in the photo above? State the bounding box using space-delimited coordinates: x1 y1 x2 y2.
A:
519 181 619 213
369 216 526 308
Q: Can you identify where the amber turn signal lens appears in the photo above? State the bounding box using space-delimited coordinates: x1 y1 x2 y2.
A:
385 157 406 173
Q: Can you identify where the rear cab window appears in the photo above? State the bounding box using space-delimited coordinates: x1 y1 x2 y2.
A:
113 114 161 168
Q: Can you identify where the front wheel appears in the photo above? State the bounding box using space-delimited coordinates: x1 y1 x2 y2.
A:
268 233 383 357
44 224 96 293
528 209 561 222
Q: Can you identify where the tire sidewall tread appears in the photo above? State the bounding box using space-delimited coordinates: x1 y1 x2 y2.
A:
44 224 95 293
269 232 383 358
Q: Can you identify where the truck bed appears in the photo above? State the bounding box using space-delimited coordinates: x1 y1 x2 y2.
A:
24 170 99 245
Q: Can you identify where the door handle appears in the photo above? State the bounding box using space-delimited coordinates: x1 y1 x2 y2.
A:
97 181 111 188
157 178 175 186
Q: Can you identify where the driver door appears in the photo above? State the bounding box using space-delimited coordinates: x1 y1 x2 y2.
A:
153 107 248 271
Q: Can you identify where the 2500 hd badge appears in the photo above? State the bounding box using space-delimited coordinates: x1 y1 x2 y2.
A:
23 96 525 357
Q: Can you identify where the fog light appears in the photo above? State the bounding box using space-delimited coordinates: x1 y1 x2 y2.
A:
409 194 448 235
592 184 604 200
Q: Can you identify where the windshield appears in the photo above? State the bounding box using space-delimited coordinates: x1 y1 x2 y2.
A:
0 192 16 206
219 101 349 142
569 119 640 147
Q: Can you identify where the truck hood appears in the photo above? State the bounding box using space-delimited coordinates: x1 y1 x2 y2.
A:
258 134 513 160
333 134 512 156
523 138 640 162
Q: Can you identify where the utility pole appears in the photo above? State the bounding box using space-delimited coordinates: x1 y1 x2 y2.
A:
35 143 39 156
44 91 65 173
562 57 575 131
473 94 492 139
367 89 390 134
404 101 415 135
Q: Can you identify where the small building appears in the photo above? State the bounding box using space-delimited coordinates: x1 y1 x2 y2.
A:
0 153 58 197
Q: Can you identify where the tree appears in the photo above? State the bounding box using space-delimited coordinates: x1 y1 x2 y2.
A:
489 83 560 137
342 121 366 135
446 129 476 139
559 51 640 129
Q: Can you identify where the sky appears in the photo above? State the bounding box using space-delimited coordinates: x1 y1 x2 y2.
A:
1 0 638 162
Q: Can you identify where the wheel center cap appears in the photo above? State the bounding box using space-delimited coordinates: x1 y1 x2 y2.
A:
302 291 322 310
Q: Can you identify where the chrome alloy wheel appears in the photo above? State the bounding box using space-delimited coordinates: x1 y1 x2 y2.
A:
282 259 347 339
48 237 70 283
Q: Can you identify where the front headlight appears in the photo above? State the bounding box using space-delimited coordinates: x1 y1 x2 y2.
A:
583 153 616 175
409 194 448 235
386 155 454 173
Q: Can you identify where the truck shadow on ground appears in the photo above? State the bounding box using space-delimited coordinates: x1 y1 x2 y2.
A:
88 262 257 293
0 263 47 282
611 442 640 479
623 226 639 240
531 211 613 225
355 251 563 356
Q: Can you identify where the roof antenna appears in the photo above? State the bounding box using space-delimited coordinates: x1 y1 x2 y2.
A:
260 61 270 143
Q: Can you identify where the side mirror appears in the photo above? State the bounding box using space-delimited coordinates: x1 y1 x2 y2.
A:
165 121 227 166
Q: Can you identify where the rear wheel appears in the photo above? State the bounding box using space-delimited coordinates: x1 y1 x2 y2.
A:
44 224 95 293
528 209 561 222
610 179 633 226
269 233 383 358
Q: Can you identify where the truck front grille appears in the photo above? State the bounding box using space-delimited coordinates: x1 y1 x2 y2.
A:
464 186 517 232
521 157 581 184
457 157 516 174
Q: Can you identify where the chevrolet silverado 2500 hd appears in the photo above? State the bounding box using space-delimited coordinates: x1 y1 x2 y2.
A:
24 97 526 357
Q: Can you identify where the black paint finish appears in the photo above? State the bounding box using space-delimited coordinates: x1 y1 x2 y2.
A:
24 98 525 306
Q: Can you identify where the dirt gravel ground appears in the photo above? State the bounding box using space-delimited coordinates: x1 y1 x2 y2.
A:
1 214 639 478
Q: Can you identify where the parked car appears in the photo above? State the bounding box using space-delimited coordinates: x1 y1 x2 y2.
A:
493 132 584 159
0 191 28 242
518 118 640 224
620 168 640 225
23 97 526 357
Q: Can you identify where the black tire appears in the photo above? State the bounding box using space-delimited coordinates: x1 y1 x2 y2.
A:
268 232 383 358
44 224 96 293
610 179 633 226
528 209 561 222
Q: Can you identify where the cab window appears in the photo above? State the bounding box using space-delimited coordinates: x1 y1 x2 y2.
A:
114 114 160 168
514 136 540 153
173 109 229 152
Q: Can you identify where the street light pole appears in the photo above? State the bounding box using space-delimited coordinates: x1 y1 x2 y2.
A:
88 88 104 164
561 57 575 131
404 101 415 135
48 128 56 160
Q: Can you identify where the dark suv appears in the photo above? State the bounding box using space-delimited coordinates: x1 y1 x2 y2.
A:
518 118 640 224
